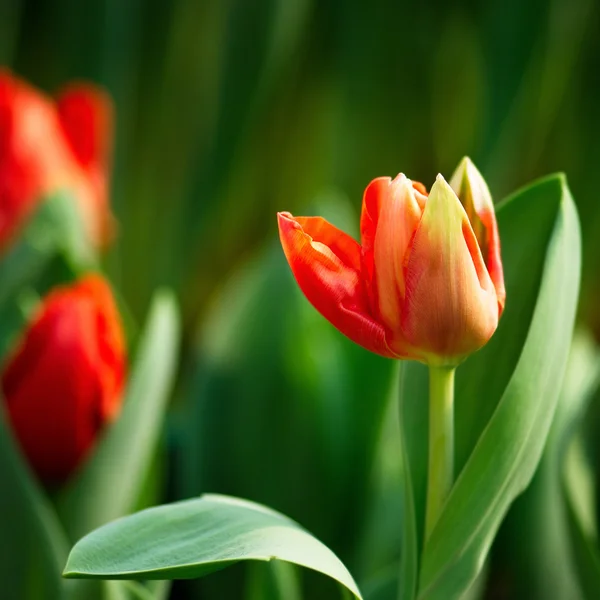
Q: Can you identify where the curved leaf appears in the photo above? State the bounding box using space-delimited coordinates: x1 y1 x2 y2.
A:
398 174 581 599
419 175 580 597
64 494 362 599
57 290 180 540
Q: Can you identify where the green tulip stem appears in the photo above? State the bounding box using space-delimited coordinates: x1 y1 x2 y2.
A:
425 365 455 541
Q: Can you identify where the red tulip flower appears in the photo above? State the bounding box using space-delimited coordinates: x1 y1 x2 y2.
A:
0 69 114 253
278 158 505 366
1 275 126 484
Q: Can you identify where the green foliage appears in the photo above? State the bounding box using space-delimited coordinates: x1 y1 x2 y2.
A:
0 402 70 600
398 175 581 599
0 292 180 600
0 193 94 309
57 291 180 540
58 175 587 600
4 1 600 598
490 330 600 600
64 494 362 599
176 194 394 591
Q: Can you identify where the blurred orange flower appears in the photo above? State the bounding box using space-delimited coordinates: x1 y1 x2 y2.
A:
1 275 126 484
0 69 114 252
278 158 505 366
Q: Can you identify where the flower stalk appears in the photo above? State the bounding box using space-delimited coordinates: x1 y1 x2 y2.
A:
425 365 455 540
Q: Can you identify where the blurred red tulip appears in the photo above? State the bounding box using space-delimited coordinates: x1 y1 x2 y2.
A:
0 68 114 253
278 158 505 366
1 275 126 484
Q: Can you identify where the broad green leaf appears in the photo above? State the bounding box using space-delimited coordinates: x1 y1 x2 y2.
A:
453 175 565 472
57 291 180 540
0 407 71 600
64 494 363 600
398 174 581 599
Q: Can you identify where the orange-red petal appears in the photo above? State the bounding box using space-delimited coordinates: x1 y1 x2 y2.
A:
360 175 425 331
278 212 395 358
401 176 499 363
0 69 62 250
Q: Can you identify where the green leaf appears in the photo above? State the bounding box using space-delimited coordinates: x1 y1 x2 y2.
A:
0 193 95 307
178 192 393 574
0 292 177 600
490 329 600 600
453 174 566 471
398 174 581 599
0 406 71 600
64 494 363 599
57 290 180 540
423 175 580 596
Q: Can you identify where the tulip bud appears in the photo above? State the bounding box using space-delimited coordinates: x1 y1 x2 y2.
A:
1 275 126 484
278 158 505 366
0 69 114 253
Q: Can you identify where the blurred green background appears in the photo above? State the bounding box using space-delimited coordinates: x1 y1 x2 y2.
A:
2 0 600 598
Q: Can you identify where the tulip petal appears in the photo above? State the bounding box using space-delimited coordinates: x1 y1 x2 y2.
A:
0 70 62 249
57 86 112 173
360 177 389 256
278 212 395 358
2 275 126 483
450 157 505 313
0 70 116 252
57 85 115 246
360 175 424 330
3 299 101 482
402 175 499 363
